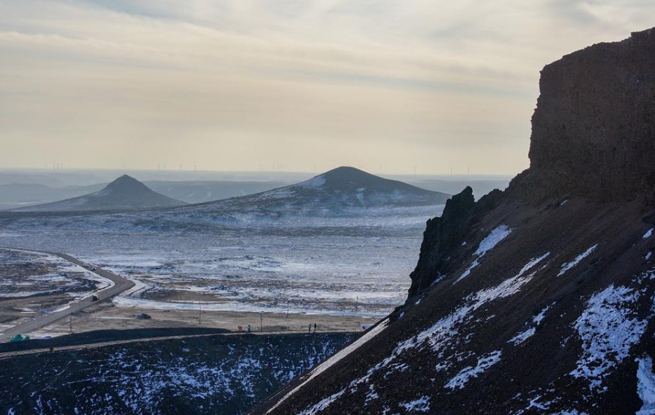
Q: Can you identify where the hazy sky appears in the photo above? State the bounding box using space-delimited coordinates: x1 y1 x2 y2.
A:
0 1 653 175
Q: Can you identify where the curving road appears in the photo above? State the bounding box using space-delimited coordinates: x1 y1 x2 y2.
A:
0 250 134 341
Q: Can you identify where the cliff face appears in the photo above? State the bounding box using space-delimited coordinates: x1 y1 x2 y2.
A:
522 28 655 202
408 27 655 300
255 29 655 415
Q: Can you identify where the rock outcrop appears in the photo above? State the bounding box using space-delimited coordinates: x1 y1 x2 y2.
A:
254 29 655 415
518 28 655 203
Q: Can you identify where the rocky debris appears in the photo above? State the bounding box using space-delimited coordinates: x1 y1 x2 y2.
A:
255 28 655 415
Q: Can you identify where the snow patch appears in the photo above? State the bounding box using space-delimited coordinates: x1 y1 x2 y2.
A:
299 175 326 189
456 225 512 283
517 253 551 278
558 244 598 277
445 350 502 390
296 390 344 415
400 396 430 412
644 229 654 239
370 268 534 380
570 284 647 390
509 328 536 346
637 357 655 415
509 304 552 346
533 306 550 325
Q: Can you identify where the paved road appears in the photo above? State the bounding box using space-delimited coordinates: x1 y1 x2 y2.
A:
0 249 134 341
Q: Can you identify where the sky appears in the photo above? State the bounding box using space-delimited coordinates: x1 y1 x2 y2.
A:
0 1 653 175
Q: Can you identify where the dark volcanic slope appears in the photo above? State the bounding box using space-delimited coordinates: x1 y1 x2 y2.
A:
14 175 186 212
254 29 655 415
0 332 355 415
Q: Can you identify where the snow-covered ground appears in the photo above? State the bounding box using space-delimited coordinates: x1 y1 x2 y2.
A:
0 249 110 299
0 332 355 415
0 205 442 317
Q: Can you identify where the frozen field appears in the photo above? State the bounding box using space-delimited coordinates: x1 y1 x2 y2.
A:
0 205 443 318
0 249 110 331
0 249 109 299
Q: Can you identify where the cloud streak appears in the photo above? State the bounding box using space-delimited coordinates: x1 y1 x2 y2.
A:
0 0 653 174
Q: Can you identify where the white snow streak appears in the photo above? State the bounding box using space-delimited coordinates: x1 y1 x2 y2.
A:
558 244 598 277
509 328 536 346
509 304 552 346
400 396 430 412
369 269 534 381
532 305 551 325
445 350 502 390
517 253 551 278
644 229 654 239
456 225 512 282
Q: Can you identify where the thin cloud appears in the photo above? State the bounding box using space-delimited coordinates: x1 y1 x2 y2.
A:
0 0 653 173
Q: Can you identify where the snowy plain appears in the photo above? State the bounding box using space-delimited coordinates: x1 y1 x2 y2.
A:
0 205 443 317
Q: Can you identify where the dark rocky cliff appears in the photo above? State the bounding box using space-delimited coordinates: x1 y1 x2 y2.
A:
254 29 655 415
408 27 655 301
521 28 655 203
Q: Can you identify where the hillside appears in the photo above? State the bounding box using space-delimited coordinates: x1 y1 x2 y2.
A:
14 175 186 212
0 332 355 415
144 180 291 204
253 29 655 414
187 166 449 215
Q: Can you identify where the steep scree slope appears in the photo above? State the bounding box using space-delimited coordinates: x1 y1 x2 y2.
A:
253 28 655 415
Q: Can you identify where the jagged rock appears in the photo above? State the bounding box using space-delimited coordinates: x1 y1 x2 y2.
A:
408 187 506 299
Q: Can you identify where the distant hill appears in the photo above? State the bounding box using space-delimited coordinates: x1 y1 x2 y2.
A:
0 183 105 210
14 175 186 212
143 180 291 204
188 166 450 214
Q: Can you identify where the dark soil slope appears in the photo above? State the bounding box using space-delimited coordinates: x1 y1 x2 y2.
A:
0 332 355 415
15 175 186 212
254 28 655 415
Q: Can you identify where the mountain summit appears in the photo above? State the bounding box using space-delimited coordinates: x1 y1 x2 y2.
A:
289 166 450 207
15 175 186 212
189 166 449 215
254 29 655 415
